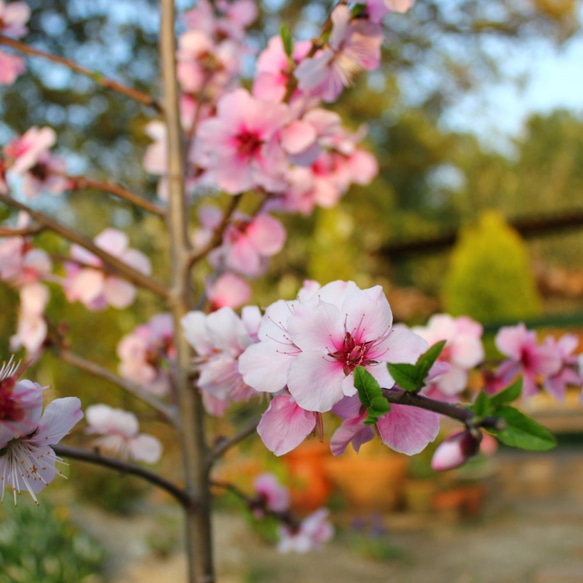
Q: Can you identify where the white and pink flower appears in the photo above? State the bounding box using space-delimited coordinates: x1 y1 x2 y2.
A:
65 228 151 311
85 404 162 464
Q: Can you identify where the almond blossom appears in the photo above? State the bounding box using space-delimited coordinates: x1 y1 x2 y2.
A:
277 508 334 553
239 280 428 413
194 206 286 277
182 306 260 415
542 334 583 401
0 51 25 85
0 1 31 37
64 228 151 311
366 0 415 23
10 282 49 355
206 273 251 310
197 88 290 194
0 394 83 504
253 472 290 514
294 5 383 103
117 313 174 396
85 404 162 464
495 323 561 398
413 314 484 398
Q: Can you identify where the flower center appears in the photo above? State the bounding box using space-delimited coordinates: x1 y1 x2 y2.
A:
0 377 25 423
236 130 263 158
329 331 375 375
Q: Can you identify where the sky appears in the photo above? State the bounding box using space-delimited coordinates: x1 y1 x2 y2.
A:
443 28 583 153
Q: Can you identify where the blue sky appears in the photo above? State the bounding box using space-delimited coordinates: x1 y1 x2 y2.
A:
443 29 583 152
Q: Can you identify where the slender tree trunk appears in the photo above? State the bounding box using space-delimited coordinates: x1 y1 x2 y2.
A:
160 1 215 581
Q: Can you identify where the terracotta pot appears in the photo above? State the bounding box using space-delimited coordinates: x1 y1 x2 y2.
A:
323 454 408 513
283 441 333 512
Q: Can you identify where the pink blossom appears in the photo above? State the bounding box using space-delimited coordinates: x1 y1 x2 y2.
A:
277 508 334 553
257 393 317 456
366 0 415 23
330 394 440 456
253 35 312 102
117 314 174 396
495 323 561 398
10 282 49 355
184 0 257 41
0 395 83 504
65 228 151 311
85 404 162 464
295 5 383 103
177 30 240 96
253 472 290 513
413 314 484 396
0 1 31 37
182 306 260 414
0 50 25 85
239 280 428 413
4 126 56 175
206 273 251 310
542 334 583 401
197 88 290 194
0 233 51 287
195 206 286 277
431 430 481 472
0 357 44 432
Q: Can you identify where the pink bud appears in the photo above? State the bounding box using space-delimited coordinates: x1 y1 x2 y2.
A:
431 430 480 472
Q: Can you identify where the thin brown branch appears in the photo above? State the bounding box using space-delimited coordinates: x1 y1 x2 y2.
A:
66 174 165 217
53 445 191 507
0 191 169 299
188 194 243 266
0 35 163 113
58 349 176 423
382 387 506 431
208 418 260 467
211 480 300 529
0 224 44 237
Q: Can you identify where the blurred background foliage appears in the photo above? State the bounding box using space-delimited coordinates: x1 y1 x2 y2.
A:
0 1 582 395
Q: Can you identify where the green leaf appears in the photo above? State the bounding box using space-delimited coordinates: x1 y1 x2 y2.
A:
471 390 491 417
416 340 447 381
386 340 447 392
386 362 421 392
487 405 557 451
354 365 382 408
490 378 522 408
280 24 293 58
354 366 391 425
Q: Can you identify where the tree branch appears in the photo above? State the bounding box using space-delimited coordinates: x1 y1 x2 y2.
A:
188 194 243 266
208 418 260 467
65 174 165 218
382 387 506 430
53 445 191 507
0 35 163 113
57 349 176 423
0 191 169 299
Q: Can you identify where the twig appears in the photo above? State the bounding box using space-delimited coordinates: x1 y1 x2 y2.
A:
0 35 163 113
188 194 242 266
211 480 299 529
382 387 506 431
0 191 169 299
0 224 44 237
208 418 260 467
53 445 191 507
65 174 165 217
58 349 176 423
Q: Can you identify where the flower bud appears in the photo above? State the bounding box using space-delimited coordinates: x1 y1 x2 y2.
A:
431 430 480 472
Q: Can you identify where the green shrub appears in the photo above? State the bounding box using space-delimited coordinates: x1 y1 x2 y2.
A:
444 211 541 323
0 500 105 583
